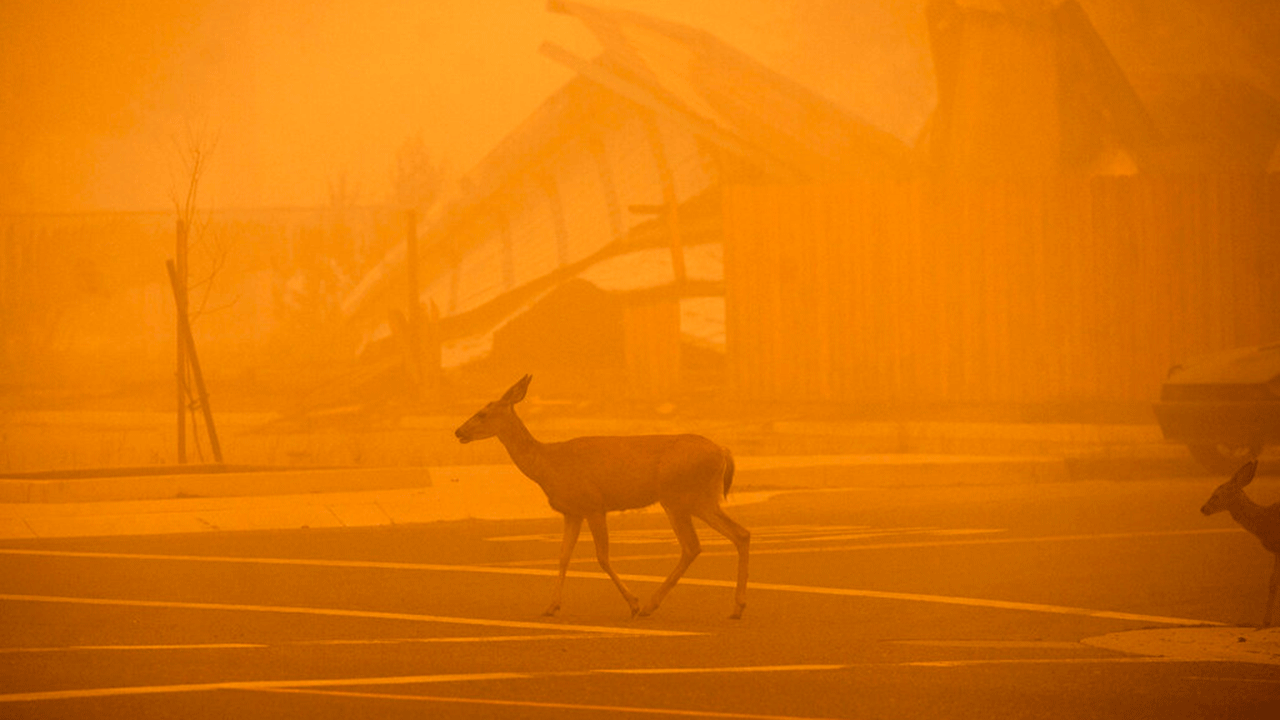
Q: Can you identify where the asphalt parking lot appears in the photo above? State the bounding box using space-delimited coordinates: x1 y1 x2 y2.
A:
1 472 1277 719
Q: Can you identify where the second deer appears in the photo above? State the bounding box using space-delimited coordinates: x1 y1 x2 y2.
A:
455 375 751 619
1201 459 1280 627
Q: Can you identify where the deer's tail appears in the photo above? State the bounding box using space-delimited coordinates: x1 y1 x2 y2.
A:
722 449 736 497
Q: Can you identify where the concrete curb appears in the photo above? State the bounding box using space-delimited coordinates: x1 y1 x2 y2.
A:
2 411 1185 474
0 455 1072 540
0 467 433 504
1084 627 1280 666
735 454 1069 488
0 455 1070 505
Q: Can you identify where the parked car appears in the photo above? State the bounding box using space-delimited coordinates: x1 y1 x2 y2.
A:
1153 342 1280 472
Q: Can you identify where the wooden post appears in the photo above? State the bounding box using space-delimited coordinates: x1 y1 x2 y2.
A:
624 299 681 402
404 209 423 402
175 219 188 464
166 259 223 463
642 114 687 285
424 299 441 401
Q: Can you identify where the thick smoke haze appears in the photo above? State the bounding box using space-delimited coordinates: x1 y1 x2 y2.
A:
0 0 932 213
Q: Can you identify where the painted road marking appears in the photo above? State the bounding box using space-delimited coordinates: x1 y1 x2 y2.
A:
906 657 1193 667
0 545 1222 627
0 634 634 655
0 594 696 637
1187 676 1280 685
488 525 964 545
0 671 532 704
0 643 267 653
255 686 849 720
0 660 1232 705
497 527 1247 566
596 665 847 674
302 633 637 645
711 579 1221 626
0 665 844 704
890 639 1085 649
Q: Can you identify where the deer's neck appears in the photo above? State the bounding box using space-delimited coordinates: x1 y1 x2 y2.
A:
495 412 552 490
1227 493 1270 539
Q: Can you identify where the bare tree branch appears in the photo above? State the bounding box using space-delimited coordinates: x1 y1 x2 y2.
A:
168 119 235 323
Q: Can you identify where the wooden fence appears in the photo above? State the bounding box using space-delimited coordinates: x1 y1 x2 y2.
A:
723 175 1280 407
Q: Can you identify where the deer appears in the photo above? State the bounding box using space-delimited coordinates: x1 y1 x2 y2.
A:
1201 459 1280 627
454 375 750 619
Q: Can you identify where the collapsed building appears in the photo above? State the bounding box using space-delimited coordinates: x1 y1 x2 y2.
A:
338 0 912 406
338 0 1280 415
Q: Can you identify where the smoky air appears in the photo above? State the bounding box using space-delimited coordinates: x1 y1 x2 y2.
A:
2 2 1279 718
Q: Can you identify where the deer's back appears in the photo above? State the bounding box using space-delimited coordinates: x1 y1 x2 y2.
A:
536 434 726 515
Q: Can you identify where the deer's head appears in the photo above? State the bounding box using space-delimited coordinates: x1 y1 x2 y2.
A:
1201 460 1257 516
454 375 532 444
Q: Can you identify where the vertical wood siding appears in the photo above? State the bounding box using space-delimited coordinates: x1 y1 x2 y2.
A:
724 175 1280 406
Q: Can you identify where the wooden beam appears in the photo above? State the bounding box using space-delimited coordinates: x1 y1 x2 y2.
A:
175 219 188 464
166 259 222 463
539 42 800 180
588 133 627 244
538 172 572 266
642 113 687 284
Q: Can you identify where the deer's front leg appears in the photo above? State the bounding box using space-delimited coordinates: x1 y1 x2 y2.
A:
544 514 582 617
587 512 640 617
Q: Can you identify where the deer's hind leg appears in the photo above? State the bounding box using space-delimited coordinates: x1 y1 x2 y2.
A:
586 512 640 617
695 505 751 619
639 505 702 617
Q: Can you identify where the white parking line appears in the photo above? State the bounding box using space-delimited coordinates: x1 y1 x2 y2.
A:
0 671 533 704
0 634 633 655
1186 676 1280 685
890 639 1085 649
0 545 1221 627
255 685 848 720
0 594 696 637
906 657 1193 667
0 666 846 705
0 660 1219 706
499 527 1247 566
0 664 863 706
694 579 1222 627
0 643 268 653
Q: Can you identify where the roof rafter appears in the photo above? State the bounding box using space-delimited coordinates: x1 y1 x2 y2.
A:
538 41 802 181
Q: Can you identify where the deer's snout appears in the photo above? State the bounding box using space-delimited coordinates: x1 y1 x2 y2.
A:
455 428 471 444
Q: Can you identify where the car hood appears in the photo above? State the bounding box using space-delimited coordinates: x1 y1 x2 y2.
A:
1165 342 1280 385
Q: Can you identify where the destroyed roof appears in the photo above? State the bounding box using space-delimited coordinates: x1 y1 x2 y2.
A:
921 0 1280 174
544 0 913 179
341 1 914 366
1079 0 1280 171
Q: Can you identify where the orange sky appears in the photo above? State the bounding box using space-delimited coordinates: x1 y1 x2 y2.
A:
0 0 933 213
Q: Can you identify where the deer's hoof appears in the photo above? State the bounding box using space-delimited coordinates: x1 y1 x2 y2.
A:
729 603 745 620
625 598 642 617
542 604 560 617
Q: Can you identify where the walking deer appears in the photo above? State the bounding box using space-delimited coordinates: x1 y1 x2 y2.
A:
454 375 750 619
1201 460 1280 627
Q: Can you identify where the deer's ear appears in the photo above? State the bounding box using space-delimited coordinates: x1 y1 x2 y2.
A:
500 374 532 404
1229 459 1257 487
